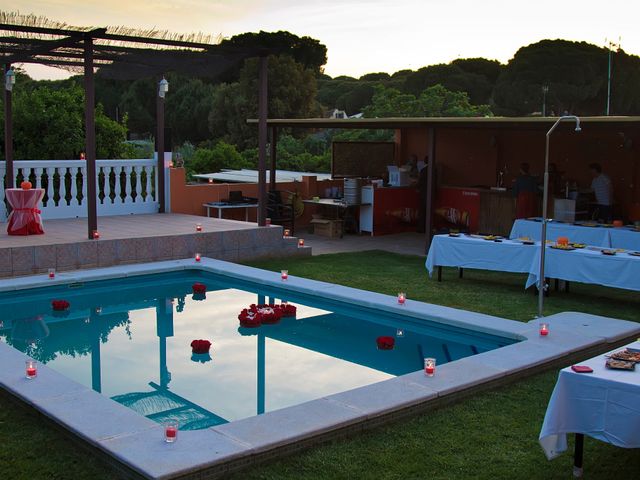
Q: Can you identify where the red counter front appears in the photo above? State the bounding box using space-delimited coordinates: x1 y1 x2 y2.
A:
360 186 419 236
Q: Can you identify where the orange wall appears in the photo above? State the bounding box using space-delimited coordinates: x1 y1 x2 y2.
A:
399 126 640 219
169 168 343 226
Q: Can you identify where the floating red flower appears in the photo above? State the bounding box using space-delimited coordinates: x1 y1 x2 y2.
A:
51 299 70 311
238 309 262 328
192 283 207 294
280 303 297 317
190 339 211 354
376 336 395 350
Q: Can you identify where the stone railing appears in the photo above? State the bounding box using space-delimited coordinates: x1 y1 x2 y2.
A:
1 159 160 220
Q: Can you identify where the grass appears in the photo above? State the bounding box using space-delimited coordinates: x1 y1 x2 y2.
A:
1 251 639 479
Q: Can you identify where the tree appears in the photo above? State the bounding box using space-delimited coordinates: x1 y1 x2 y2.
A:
188 141 248 174
165 77 216 144
363 84 492 118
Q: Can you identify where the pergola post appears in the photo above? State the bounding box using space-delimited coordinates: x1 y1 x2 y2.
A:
156 76 166 214
425 127 437 253
4 64 14 189
257 54 268 226
269 126 278 191
84 36 98 239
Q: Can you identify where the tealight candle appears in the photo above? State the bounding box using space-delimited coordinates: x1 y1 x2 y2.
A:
164 422 178 443
424 358 436 377
48 268 55 279
281 270 288 281
195 253 201 262
196 223 202 232
539 322 549 336
396 328 405 337
398 292 406 305
25 360 37 379
283 229 290 237
298 239 305 247
92 230 100 239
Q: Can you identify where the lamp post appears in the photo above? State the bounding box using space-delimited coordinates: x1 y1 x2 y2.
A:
157 76 169 213
537 116 581 318
4 65 15 190
542 85 549 117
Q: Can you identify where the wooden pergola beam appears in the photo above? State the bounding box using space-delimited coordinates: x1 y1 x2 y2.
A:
0 29 103 64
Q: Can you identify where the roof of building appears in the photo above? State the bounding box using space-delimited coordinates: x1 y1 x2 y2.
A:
193 169 332 184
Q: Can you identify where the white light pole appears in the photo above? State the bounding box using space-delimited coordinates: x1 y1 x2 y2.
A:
537 116 581 319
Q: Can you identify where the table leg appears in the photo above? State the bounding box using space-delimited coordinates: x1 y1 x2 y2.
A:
206 207 211 218
437 266 442 282
573 433 584 478
458 268 463 279
218 209 222 219
245 208 249 222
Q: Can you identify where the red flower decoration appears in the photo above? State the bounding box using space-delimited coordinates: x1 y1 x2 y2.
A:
280 303 297 317
237 303 296 328
192 283 207 294
238 309 262 328
51 300 70 311
190 339 211 354
376 336 395 350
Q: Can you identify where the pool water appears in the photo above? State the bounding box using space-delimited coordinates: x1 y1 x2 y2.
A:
0 271 515 430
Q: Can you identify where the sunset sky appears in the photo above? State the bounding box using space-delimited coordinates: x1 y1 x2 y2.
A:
12 0 640 80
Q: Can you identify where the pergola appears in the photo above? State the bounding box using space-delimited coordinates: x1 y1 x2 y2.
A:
1 13 274 239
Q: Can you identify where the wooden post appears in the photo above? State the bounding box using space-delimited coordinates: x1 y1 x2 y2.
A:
269 126 277 191
4 64 14 189
425 127 436 253
257 54 268 226
84 36 98 239
156 76 165 213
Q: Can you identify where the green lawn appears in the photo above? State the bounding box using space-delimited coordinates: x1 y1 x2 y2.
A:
1 251 639 479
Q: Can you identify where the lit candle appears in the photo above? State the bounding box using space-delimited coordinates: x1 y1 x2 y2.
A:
164 422 178 443
196 223 202 232
25 360 37 380
424 358 436 377
398 292 406 305
195 253 201 262
396 328 405 337
208 178 213 184
539 322 549 336
283 229 290 237
48 268 55 279
281 270 288 281
265 217 271 226
92 230 100 239
298 239 305 247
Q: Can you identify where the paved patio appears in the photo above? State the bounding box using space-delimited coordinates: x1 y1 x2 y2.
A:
301 231 427 256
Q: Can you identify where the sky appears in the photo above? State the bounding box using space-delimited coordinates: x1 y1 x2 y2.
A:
8 0 640 80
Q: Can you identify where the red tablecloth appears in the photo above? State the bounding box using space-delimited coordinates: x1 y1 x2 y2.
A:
6 188 45 235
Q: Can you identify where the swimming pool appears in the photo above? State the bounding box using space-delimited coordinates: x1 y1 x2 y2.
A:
0 270 514 430
2 258 635 480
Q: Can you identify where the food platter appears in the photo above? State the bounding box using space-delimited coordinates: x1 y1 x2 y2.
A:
605 358 636 370
549 244 576 251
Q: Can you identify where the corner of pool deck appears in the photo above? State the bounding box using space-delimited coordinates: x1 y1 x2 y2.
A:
1 258 639 479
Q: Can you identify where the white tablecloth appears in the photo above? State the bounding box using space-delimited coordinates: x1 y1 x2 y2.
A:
510 219 611 247
425 234 537 276
525 247 640 292
539 341 640 460
609 228 640 250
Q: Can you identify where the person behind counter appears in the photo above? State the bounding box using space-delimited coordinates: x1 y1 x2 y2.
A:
513 162 538 219
589 162 612 222
404 154 419 183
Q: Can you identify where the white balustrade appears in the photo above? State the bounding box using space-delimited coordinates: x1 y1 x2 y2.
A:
0 159 162 221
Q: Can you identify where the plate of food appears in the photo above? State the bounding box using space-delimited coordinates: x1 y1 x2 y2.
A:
581 222 598 227
605 358 636 370
609 350 640 363
601 223 614 228
549 244 576 251
483 235 500 241
628 251 640 257
601 249 616 255
448 232 461 237
570 243 586 249
521 240 535 245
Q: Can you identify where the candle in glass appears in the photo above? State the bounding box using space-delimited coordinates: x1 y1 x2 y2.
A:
298 239 305 247
92 230 100 239
164 421 178 443
265 218 271 226
196 223 202 232
195 253 201 262
283 229 290 237
281 270 288 281
398 292 406 305
48 268 55 279
424 358 436 376
25 360 37 379
539 322 549 336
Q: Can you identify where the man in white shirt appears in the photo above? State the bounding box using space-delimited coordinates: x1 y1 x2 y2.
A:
589 163 612 222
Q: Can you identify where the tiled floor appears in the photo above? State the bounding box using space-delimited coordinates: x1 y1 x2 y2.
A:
0 213 257 247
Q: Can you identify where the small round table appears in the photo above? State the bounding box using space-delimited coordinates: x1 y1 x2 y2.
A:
6 188 45 235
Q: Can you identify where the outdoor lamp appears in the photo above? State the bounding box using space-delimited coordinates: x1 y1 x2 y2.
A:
5 68 15 91
158 77 169 98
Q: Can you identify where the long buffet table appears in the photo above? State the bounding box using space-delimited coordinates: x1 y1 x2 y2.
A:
510 218 640 250
425 234 640 292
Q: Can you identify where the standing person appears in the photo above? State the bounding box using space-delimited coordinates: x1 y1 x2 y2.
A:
589 163 613 222
513 162 538 219
417 156 430 233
